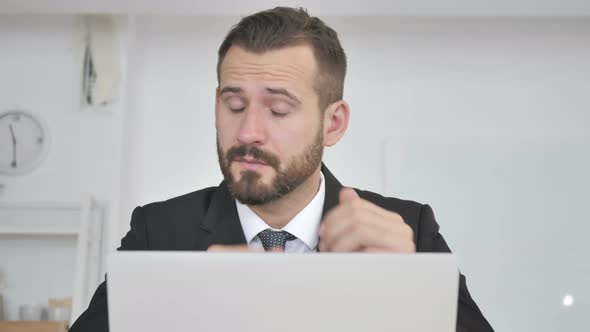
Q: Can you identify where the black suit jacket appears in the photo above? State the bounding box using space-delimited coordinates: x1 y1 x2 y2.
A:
70 165 493 331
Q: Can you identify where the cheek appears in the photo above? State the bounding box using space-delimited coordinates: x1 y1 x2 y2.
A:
216 113 239 144
269 117 316 160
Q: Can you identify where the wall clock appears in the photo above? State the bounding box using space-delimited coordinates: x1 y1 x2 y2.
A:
0 110 50 175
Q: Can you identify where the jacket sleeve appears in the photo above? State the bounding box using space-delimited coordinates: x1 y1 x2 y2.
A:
69 206 149 332
416 204 494 332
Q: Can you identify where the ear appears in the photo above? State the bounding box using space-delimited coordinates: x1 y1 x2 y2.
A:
322 100 350 147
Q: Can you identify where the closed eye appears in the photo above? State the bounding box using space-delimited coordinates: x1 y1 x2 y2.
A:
271 110 288 118
230 107 245 113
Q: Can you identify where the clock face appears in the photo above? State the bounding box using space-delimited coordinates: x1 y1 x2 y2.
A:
0 110 49 175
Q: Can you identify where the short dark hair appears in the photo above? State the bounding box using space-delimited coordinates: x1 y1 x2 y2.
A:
217 7 347 110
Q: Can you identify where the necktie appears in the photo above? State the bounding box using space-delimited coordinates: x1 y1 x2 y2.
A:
257 229 296 251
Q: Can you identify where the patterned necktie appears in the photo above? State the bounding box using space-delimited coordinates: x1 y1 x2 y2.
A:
257 229 296 251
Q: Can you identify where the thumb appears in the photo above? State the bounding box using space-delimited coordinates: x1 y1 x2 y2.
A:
339 187 359 203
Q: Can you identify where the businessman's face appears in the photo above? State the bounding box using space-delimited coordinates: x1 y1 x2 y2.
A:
216 45 324 205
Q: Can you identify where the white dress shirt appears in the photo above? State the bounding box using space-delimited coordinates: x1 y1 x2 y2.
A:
235 172 325 253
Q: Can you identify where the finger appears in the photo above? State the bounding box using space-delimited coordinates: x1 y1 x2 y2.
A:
324 220 415 253
339 188 399 222
327 224 381 252
320 208 383 252
352 202 411 244
354 196 397 220
320 203 388 250
339 187 359 203
325 233 364 252
361 245 416 253
354 223 415 252
320 194 374 235
362 247 390 253
338 226 415 252
318 205 359 250
207 244 262 252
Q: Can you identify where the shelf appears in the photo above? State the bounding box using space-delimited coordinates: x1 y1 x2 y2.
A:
0 202 80 210
0 227 79 236
0 321 68 332
0 197 104 323
0 203 82 237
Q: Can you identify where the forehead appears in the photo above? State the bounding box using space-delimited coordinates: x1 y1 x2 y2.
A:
219 44 318 90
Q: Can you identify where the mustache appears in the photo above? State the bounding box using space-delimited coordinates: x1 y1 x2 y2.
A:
226 145 280 169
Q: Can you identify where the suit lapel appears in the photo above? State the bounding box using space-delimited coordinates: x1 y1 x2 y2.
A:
198 181 247 249
320 163 343 219
318 164 344 252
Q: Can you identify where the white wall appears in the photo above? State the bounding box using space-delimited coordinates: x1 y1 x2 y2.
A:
123 16 590 206
0 15 125 319
117 16 234 234
0 15 122 203
122 16 590 330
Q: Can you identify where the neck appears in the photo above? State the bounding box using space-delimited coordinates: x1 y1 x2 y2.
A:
249 167 322 229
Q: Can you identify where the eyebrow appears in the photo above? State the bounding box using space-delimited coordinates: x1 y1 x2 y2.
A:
219 86 243 95
265 88 301 105
219 86 301 105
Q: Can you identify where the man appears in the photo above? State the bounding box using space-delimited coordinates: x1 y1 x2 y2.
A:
70 7 493 331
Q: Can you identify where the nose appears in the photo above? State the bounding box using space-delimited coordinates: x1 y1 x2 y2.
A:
237 107 266 145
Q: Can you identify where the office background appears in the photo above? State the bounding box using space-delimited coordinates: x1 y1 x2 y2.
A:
1 1 589 330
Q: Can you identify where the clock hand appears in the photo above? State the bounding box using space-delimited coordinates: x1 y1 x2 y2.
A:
9 124 17 168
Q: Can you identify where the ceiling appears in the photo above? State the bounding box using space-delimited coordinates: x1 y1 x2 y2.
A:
2 0 590 17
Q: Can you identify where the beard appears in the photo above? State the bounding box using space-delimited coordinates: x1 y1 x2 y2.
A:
217 129 324 205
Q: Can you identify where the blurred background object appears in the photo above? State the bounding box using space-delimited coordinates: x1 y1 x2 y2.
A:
0 269 4 320
47 297 72 322
82 15 120 107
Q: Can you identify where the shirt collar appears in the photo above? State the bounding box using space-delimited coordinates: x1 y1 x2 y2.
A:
235 172 326 251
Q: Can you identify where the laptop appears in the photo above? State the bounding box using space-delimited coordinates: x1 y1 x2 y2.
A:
107 252 459 332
